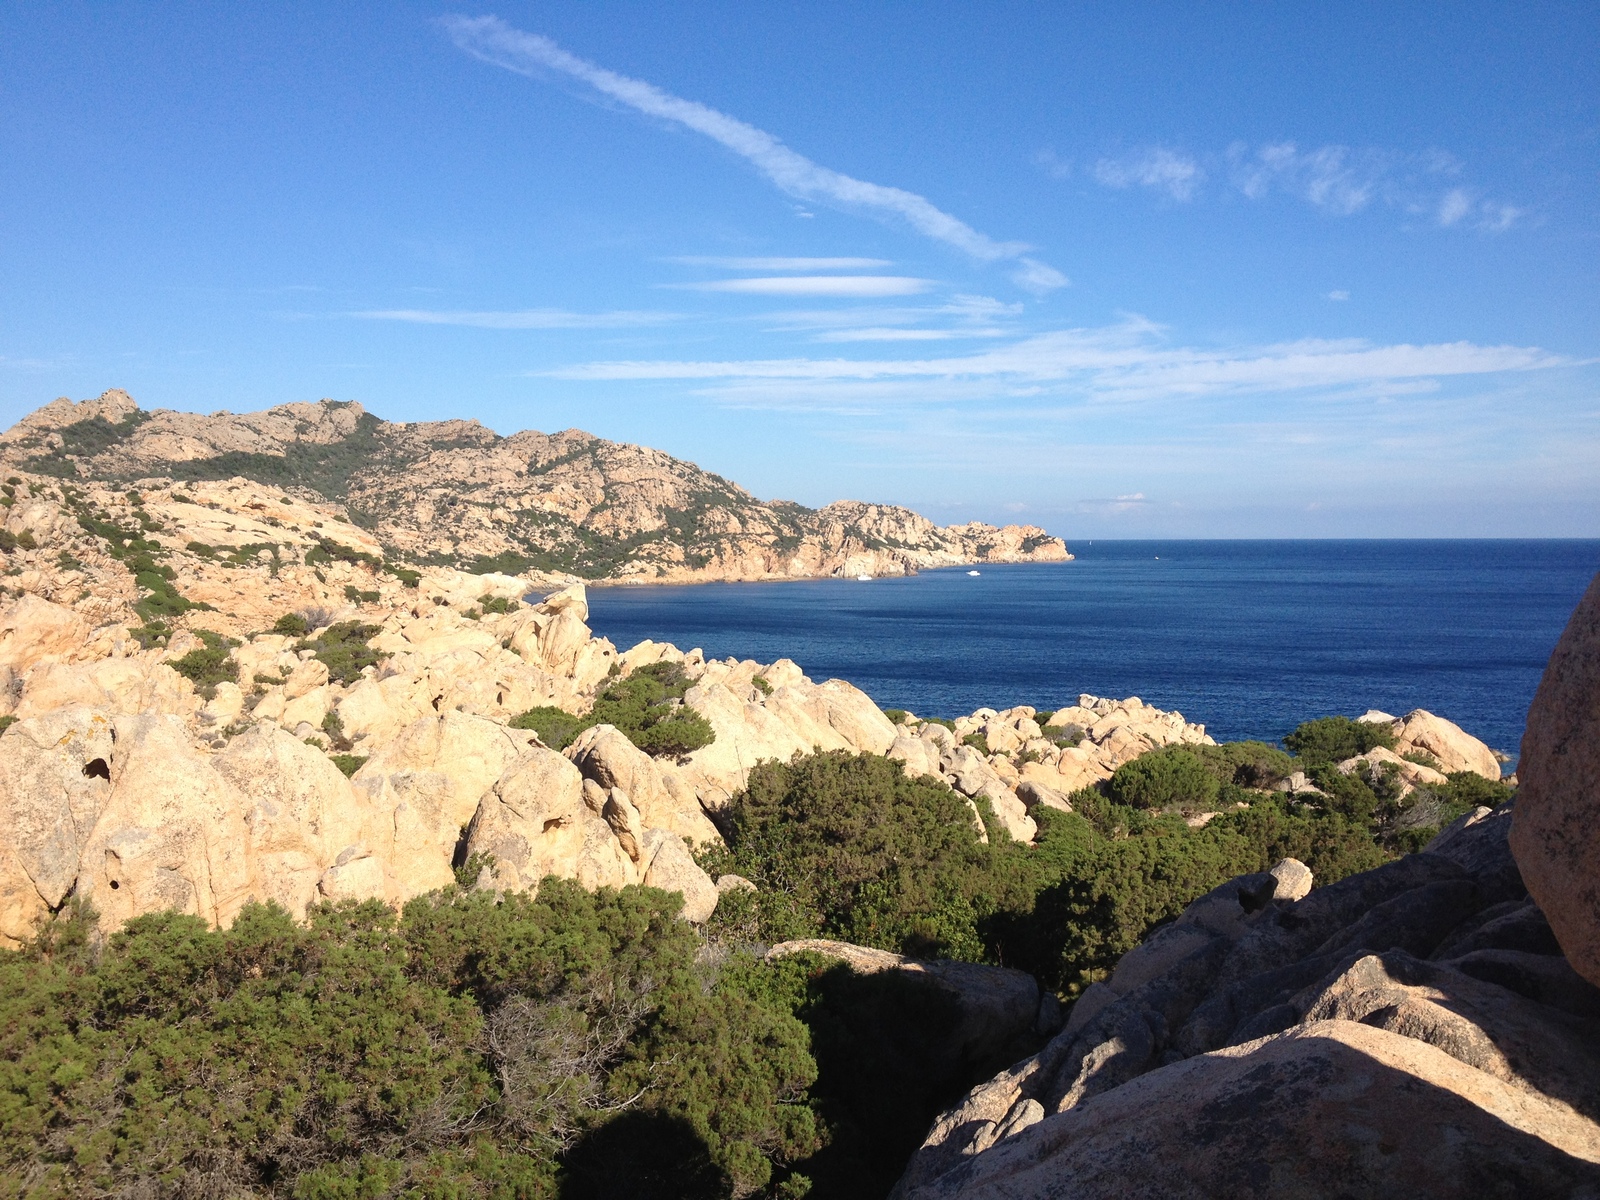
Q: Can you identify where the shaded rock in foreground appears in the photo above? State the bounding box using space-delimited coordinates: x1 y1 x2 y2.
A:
897 1020 1600 1199
1513 571 1600 989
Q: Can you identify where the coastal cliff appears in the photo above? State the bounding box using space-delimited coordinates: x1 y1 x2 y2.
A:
0 390 1070 583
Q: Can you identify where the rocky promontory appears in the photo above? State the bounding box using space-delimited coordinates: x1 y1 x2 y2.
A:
0 390 1070 584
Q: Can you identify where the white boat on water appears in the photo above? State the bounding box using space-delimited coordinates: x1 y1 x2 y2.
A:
967 570 981 576
856 574 872 581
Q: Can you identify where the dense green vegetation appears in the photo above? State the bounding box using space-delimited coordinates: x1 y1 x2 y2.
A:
0 884 988 1200
1282 714 1397 763
0 707 1513 1197
19 410 152 476
512 662 714 757
701 749 1393 993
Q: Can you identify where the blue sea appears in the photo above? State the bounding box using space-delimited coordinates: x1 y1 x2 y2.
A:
585 541 1600 764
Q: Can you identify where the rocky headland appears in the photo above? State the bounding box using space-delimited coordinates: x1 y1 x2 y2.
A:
0 389 1069 585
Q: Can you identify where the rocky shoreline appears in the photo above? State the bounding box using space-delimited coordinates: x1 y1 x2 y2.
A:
4 389 1598 1195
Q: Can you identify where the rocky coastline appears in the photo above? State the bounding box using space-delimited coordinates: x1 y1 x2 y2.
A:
3 389 1599 1195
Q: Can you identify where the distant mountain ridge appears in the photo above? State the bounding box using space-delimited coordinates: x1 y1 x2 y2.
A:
0 390 1070 582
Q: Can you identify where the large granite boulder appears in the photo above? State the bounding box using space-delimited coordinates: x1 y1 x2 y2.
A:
895 792 1600 1198
1392 707 1504 780
1512 571 1600 988
565 723 722 847
894 1020 1600 1199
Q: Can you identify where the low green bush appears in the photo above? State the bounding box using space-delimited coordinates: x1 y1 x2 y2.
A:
0 885 825 1199
510 665 716 758
329 753 367 778
1283 715 1396 764
165 629 239 699
1107 746 1221 810
271 612 309 637
510 705 590 749
296 620 384 685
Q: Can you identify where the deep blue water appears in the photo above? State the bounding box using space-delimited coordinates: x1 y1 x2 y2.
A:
585 541 1600 763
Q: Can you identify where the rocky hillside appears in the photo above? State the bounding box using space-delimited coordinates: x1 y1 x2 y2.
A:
0 390 1070 582
0 447 1508 948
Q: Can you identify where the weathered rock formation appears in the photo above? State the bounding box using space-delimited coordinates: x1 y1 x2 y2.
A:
0 390 1070 584
1513 571 1600 988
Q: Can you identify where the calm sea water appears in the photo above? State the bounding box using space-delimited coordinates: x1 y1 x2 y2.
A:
585 541 1600 763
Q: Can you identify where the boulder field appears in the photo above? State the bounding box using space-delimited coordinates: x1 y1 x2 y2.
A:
7 457 1495 946
893 572 1600 1199
0 477 1508 948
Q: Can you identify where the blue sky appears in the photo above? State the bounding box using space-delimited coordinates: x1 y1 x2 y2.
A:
2 2 1596 537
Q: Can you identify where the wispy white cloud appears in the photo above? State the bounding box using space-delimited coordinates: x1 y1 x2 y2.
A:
666 255 893 270
668 276 935 297
758 294 1023 341
444 15 1066 285
1077 139 1524 231
1327 290 1350 302
1229 142 1378 214
1092 148 1203 201
1011 257 1071 296
1437 188 1525 231
814 327 1002 343
543 318 1574 410
353 308 678 329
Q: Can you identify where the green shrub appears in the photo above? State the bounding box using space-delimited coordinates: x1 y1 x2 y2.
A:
304 537 380 569
0 715 14 737
533 662 717 758
1432 770 1514 809
704 751 1024 961
1189 740 1297 789
0 884 827 1199
165 629 239 699
961 731 990 754
1284 715 1397 764
453 850 496 889
272 611 310 636
881 708 908 724
510 705 589 750
1107 747 1222 810
343 583 379 603
479 593 516 615
330 753 368 778
384 562 421 588
298 620 384 685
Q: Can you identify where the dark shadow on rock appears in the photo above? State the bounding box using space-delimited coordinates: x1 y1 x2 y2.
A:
559 1111 725 1200
793 962 1020 1200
